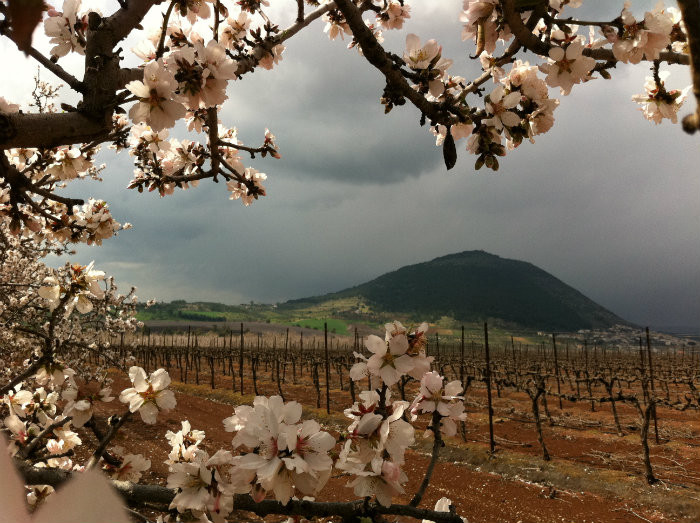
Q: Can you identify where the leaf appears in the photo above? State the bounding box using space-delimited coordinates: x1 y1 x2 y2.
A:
7 0 46 54
442 129 457 170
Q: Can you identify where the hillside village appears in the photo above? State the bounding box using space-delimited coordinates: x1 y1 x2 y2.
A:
541 324 698 349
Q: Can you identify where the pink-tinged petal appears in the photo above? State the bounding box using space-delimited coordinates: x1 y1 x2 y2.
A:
393 354 415 374
437 402 452 417
138 402 159 424
490 85 504 103
155 389 176 410
444 380 463 397
307 431 336 454
128 367 148 392
282 401 302 425
379 365 401 386
150 368 171 391
502 91 521 109
299 419 321 439
128 102 150 124
125 81 150 98
365 335 387 355
500 111 522 127
388 334 409 355
405 33 420 52
565 41 582 60
357 413 382 435
302 451 332 472
349 362 368 381
549 46 565 61
272 472 294 504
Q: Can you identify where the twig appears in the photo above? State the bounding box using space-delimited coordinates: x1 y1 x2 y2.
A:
20 416 73 459
85 409 133 469
410 411 443 507
155 1 177 59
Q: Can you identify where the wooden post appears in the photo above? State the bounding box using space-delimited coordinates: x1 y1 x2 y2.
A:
552 333 562 410
239 323 244 395
460 326 465 384
324 322 331 414
645 327 660 444
484 322 495 454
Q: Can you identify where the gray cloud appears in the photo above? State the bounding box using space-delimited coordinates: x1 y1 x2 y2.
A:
8 1 697 329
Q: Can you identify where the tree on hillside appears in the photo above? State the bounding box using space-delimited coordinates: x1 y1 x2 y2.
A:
0 1 699 522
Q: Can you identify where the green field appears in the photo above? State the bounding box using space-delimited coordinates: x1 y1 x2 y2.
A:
288 318 350 335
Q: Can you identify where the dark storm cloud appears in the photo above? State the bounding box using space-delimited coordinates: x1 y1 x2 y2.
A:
10 1 695 329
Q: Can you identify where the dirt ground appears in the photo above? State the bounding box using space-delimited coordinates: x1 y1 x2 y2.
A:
87 369 700 523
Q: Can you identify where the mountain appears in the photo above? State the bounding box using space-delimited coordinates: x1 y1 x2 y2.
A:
282 250 629 331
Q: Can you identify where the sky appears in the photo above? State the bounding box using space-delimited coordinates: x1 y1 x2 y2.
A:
3 1 699 329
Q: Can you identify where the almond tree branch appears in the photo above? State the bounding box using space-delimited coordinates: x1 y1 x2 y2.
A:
236 2 336 76
22 45 84 93
155 0 177 59
17 464 464 523
500 0 689 67
333 0 454 127
410 411 443 507
0 353 50 396
0 111 110 149
103 0 164 47
20 416 72 459
219 140 270 158
85 409 133 469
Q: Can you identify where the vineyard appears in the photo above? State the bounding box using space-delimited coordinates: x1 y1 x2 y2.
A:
83 322 700 521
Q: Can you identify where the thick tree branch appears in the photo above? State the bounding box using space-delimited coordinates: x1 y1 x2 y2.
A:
103 0 163 47
0 111 110 149
17 464 464 523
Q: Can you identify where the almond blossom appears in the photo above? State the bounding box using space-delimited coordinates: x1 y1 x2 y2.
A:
220 12 252 47
103 447 151 482
483 85 522 130
119 367 176 424
62 385 113 428
126 61 186 131
612 2 674 64
378 2 411 30
166 420 206 463
45 147 92 181
538 40 596 95
227 168 267 206
631 71 690 124
344 457 407 507
44 0 87 58
224 396 335 504
257 44 285 70
403 34 441 71
167 449 237 522
353 333 414 387
460 0 503 55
